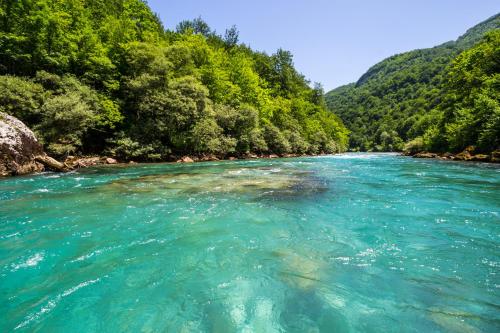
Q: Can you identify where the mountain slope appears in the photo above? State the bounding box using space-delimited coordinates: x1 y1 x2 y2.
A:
326 13 499 152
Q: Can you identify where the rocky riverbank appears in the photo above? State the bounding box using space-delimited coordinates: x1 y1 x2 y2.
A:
0 112 44 176
172 153 308 164
0 112 118 177
1 112 331 177
0 112 70 176
407 146 500 163
60 152 319 168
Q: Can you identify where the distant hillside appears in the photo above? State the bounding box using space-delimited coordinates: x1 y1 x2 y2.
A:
326 14 499 152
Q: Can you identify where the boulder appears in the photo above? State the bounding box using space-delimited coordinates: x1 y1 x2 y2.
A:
74 157 100 168
177 156 194 163
64 155 79 168
441 152 455 160
413 152 437 159
455 150 472 161
105 157 118 164
464 145 476 153
470 154 490 162
491 150 500 163
200 154 219 161
0 112 45 176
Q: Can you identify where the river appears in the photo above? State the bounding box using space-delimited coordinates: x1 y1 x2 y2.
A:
1 153 499 332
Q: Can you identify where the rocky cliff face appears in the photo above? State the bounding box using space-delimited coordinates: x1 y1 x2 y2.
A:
0 112 45 176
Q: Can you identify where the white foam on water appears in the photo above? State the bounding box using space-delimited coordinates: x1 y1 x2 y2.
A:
356 248 377 257
71 250 102 263
15 277 102 330
331 153 399 160
247 298 281 333
229 304 246 326
70 245 120 263
225 279 252 326
61 278 101 297
10 252 44 272
2 232 20 239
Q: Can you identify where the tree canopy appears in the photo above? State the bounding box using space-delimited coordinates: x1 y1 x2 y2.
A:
0 0 348 160
325 14 499 153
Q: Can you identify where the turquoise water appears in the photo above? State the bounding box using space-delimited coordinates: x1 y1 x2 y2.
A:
1 153 499 332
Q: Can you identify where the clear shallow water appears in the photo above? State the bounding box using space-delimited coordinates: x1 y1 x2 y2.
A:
1 153 499 332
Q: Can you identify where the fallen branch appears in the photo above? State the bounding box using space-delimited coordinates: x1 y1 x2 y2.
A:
35 154 70 172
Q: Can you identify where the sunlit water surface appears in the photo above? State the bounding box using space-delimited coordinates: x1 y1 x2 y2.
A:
1 153 499 332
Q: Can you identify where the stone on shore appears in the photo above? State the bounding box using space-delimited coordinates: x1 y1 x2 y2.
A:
200 155 219 161
454 150 472 161
491 150 500 163
470 154 490 162
0 112 45 176
177 156 194 163
413 152 438 159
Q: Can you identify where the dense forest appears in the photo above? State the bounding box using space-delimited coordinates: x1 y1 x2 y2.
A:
0 0 348 161
326 14 499 154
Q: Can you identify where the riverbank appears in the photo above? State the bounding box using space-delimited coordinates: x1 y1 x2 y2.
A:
59 152 329 169
406 148 500 163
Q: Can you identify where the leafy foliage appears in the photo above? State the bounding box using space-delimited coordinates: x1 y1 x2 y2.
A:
0 0 348 159
431 30 500 153
326 14 499 153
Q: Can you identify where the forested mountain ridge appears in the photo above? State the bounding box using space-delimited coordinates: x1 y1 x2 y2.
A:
326 14 499 153
0 0 348 161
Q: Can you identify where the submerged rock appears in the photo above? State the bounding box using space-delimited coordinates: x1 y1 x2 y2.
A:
274 248 325 291
102 165 324 200
0 112 45 176
429 310 481 333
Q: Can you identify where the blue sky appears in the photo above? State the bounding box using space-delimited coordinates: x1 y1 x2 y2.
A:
147 0 499 91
